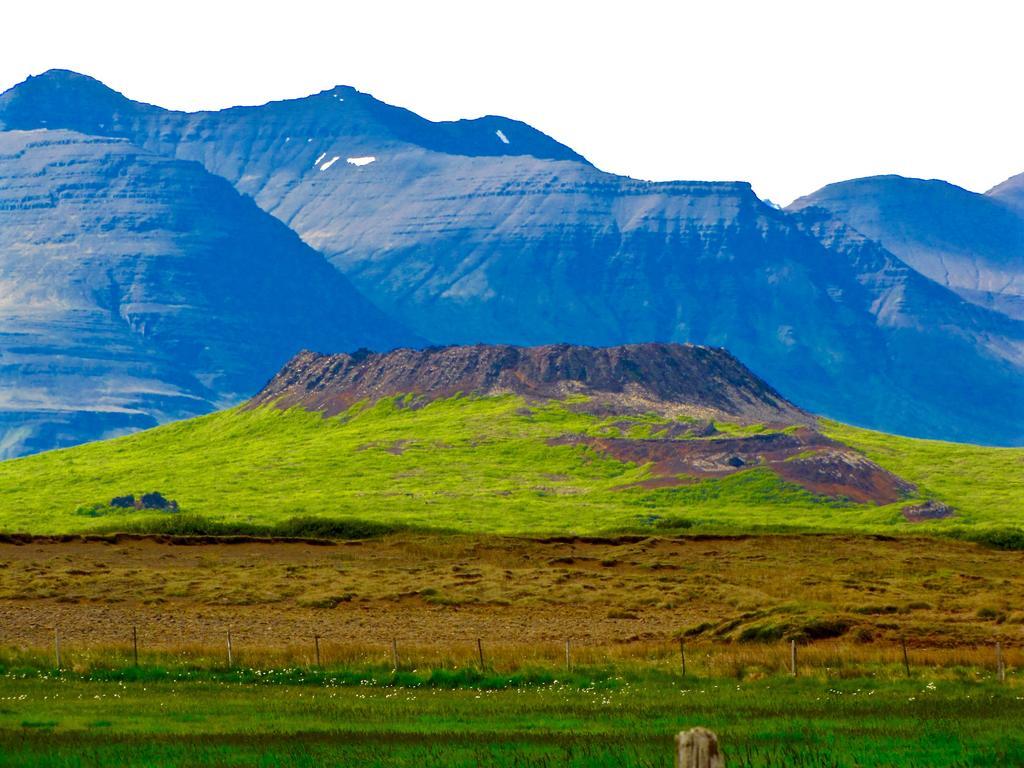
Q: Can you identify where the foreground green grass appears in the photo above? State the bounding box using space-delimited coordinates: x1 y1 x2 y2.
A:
0 395 1020 535
0 671 1020 767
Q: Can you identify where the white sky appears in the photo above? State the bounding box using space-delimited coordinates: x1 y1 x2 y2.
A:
3 0 1021 205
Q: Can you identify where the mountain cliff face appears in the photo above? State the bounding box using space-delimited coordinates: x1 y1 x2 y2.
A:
0 129 416 456
789 175 1024 320
2 70 1024 445
251 343 808 424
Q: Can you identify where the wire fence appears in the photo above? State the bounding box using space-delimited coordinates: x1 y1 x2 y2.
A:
5 625 1019 681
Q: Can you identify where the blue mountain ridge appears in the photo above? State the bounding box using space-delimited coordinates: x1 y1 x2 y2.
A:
1 70 1022 447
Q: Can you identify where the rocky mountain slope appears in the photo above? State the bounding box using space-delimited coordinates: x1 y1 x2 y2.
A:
789 175 1024 320
2 70 1024 444
251 343 808 424
0 129 416 456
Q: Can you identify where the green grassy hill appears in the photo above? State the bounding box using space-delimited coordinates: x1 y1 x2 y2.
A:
0 394 1020 536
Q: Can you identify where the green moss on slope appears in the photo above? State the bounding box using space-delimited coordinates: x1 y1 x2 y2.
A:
0 397 1019 535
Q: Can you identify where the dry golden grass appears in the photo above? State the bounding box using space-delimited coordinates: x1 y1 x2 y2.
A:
0 533 1021 672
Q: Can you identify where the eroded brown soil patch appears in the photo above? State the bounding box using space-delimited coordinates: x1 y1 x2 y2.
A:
553 428 914 504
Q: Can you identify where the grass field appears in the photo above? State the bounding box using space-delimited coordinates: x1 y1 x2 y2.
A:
1 397 1021 765
0 668 1020 767
1 534 1021 654
0 395 1020 535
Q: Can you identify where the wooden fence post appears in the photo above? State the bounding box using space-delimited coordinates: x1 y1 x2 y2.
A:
314 634 321 667
477 638 485 671
391 638 399 669
565 639 571 671
675 727 723 768
996 642 1006 683
132 624 139 667
679 638 686 678
901 637 910 677
790 639 797 677
54 627 61 670
226 628 234 668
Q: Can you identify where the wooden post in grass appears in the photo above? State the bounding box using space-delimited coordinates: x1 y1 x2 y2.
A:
391 638 399 669
565 639 571 671
901 637 910 677
675 727 723 768
314 634 321 667
54 627 61 670
132 624 139 667
996 642 1006 683
477 638 485 671
226 628 234 668
790 639 797 677
679 638 687 678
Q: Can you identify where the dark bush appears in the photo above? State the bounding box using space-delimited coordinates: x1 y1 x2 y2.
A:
649 516 695 531
800 617 851 640
737 623 785 642
139 492 178 511
947 527 1024 551
94 514 418 540
272 516 400 539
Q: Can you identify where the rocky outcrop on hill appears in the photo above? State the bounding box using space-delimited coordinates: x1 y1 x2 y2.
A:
250 343 809 424
901 500 955 522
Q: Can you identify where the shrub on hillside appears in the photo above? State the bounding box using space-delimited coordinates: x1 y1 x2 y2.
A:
94 514 414 540
948 527 1024 551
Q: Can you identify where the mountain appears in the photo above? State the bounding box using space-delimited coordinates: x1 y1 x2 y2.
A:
11 341 1019 537
251 343 809 424
988 172 1024 211
789 175 1024 320
0 128 416 457
2 70 1024 445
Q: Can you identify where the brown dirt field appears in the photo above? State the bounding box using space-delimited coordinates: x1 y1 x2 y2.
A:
0 534 1021 655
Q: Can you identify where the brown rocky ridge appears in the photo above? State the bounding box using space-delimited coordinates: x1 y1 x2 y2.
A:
251 343 809 423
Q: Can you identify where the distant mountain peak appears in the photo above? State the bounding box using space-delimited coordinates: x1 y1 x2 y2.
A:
789 174 956 204
988 171 1024 210
0 69 153 133
16 68 109 89
789 174 1024 321
1 68 124 103
0 69 586 164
